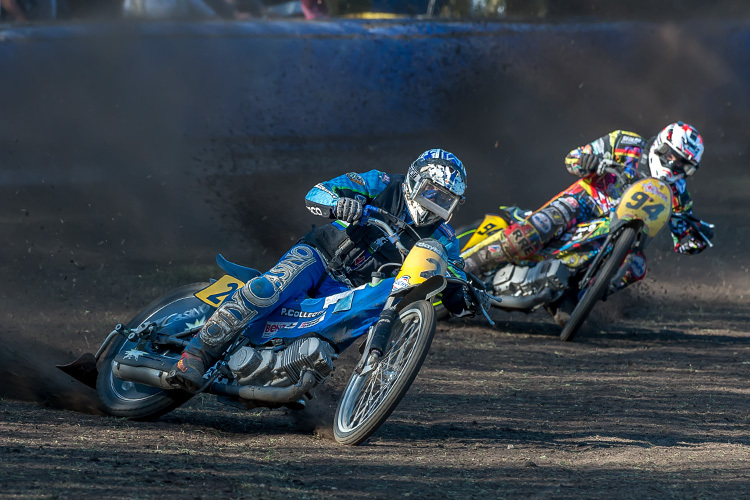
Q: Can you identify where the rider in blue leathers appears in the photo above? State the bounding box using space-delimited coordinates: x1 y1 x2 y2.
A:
170 149 479 391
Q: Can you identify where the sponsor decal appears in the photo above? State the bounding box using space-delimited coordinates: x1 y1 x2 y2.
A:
642 182 670 203
280 308 325 319
351 252 368 269
630 255 647 278
323 290 354 309
530 212 552 234
347 172 365 186
299 315 325 329
123 349 146 361
393 275 411 290
488 245 502 254
263 321 298 337
153 304 213 328
619 134 643 145
415 240 445 256
308 206 324 216
381 173 391 184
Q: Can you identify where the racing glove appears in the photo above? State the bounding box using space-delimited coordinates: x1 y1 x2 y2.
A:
450 286 491 319
333 197 363 223
579 153 602 174
676 231 708 255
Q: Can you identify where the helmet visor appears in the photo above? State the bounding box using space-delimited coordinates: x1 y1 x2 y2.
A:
657 143 699 178
412 178 461 221
665 150 699 178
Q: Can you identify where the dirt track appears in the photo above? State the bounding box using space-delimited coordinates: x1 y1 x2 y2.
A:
1 149 749 499
2 15 750 498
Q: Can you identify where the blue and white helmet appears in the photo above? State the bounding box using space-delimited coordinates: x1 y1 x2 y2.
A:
404 149 467 226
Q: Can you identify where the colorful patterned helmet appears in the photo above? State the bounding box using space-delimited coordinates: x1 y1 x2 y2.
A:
648 122 704 183
404 149 467 226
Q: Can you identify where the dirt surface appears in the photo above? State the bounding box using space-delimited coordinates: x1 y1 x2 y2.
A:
2 18 750 498
1 151 749 500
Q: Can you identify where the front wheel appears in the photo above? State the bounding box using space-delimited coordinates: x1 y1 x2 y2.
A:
334 300 436 445
559 227 638 342
96 283 211 419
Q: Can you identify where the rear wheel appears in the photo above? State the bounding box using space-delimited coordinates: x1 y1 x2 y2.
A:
559 227 638 342
96 283 211 419
334 300 436 445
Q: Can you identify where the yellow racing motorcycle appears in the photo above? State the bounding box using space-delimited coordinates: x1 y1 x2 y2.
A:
445 162 713 341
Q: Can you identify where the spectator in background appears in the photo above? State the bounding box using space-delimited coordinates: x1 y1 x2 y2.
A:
301 0 326 18
1 0 28 21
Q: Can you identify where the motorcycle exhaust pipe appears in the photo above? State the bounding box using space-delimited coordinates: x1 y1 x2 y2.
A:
210 370 317 404
493 288 555 310
112 362 176 390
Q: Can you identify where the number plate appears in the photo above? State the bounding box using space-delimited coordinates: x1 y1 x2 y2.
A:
194 275 246 307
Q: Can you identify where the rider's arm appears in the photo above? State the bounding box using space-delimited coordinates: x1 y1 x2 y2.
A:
305 170 391 218
564 130 645 179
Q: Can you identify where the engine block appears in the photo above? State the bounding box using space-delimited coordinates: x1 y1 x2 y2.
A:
492 260 572 297
228 337 337 387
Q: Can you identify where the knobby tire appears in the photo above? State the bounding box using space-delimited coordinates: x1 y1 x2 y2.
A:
334 300 436 445
559 226 638 342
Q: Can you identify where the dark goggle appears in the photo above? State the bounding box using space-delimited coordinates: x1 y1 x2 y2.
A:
657 143 699 177
412 179 461 220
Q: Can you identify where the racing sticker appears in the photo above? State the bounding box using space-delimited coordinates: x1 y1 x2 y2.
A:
393 275 411 290
262 321 298 338
530 212 552 235
347 172 365 186
299 315 325 329
280 308 325 319
195 275 246 308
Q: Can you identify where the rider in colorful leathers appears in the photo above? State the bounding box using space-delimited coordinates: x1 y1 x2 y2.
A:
463 122 714 315
170 149 480 391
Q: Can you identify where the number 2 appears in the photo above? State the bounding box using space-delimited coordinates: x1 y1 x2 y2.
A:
207 282 239 306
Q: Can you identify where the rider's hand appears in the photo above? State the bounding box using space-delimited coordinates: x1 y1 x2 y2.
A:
578 153 602 174
579 153 602 174
676 231 707 255
472 288 492 315
333 197 363 223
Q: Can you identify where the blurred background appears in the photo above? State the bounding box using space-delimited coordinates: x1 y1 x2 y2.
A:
0 1 748 363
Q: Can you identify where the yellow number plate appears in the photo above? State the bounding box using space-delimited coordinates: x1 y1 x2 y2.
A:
194 275 246 307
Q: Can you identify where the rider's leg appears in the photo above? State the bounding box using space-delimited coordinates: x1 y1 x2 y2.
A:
608 250 648 293
171 244 327 391
464 194 584 275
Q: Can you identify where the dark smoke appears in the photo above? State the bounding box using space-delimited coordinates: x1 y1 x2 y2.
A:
0 337 104 415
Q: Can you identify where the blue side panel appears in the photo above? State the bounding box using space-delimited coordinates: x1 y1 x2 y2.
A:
242 278 394 350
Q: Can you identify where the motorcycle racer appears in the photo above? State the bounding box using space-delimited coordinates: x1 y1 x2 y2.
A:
170 149 482 391
462 122 714 321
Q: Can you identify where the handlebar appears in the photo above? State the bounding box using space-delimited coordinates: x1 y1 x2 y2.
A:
360 206 413 258
357 206 498 326
597 159 631 186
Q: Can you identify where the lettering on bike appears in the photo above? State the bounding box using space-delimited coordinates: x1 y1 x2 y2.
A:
624 191 666 220
476 222 502 237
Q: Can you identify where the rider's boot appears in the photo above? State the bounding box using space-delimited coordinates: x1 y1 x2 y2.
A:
545 294 576 328
170 334 227 392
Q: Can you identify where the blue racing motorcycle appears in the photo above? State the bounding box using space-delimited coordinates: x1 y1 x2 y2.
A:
58 207 492 445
